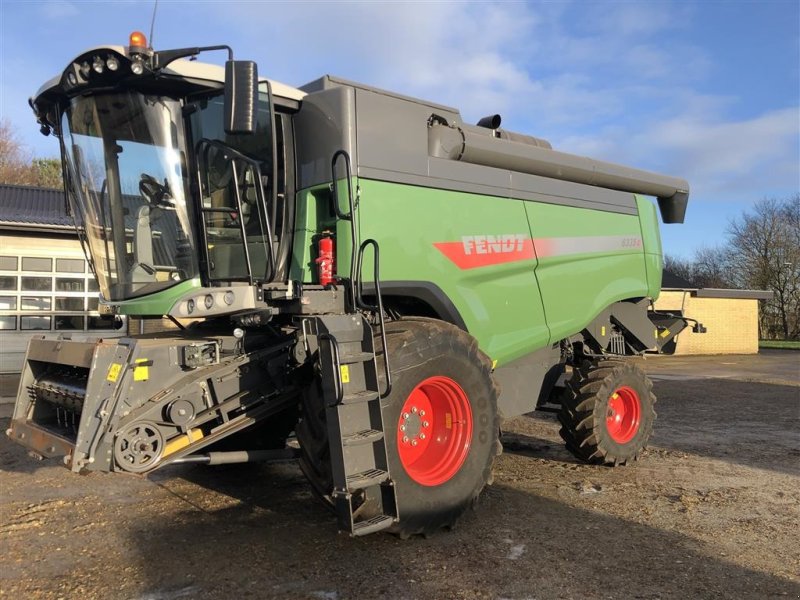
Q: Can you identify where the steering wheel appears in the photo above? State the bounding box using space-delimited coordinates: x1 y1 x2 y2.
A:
208 148 235 190
139 173 172 207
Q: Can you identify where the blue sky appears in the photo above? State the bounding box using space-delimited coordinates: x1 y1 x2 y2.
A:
1 0 798 258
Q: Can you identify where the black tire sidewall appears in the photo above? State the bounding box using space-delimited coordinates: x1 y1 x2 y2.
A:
381 321 498 530
593 364 655 460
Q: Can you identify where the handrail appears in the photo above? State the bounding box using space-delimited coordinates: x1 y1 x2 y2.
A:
319 333 344 405
330 150 358 308
195 138 276 284
356 239 392 398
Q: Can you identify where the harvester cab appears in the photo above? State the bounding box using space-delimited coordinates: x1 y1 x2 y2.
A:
30 34 297 312
8 34 701 538
13 37 279 457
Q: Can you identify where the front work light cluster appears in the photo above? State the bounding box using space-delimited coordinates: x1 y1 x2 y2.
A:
63 32 151 90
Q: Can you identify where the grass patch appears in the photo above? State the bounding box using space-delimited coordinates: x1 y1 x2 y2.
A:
759 340 800 350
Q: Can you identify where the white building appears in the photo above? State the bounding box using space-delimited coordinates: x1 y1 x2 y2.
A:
0 184 123 372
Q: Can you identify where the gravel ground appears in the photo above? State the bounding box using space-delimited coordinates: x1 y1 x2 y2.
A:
0 351 798 599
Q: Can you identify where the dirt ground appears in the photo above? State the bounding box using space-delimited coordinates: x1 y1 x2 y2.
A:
1 351 798 599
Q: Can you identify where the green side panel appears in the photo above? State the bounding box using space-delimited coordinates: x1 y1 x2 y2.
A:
294 178 659 366
357 179 549 366
290 181 355 283
108 278 201 316
636 195 664 300
524 202 649 343
291 186 325 282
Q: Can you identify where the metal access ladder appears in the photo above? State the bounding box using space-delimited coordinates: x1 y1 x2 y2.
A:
314 314 398 536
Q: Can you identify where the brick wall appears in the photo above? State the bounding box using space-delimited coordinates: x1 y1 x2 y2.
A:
654 291 760 355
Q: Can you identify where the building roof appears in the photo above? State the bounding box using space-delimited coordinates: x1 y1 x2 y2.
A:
0 183 73 231
661 268 772 300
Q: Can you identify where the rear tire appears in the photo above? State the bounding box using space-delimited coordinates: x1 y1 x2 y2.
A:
558 359 656 465
296 317 501 537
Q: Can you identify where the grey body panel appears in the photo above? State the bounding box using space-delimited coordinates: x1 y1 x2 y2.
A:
354 87 455 182
300 75 458 115
295 76 647 216
610 299 658 352
493 344 562 418
294 86 358 191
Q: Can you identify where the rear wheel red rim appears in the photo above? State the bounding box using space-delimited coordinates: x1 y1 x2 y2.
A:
396 376 473 486
605 386 641 444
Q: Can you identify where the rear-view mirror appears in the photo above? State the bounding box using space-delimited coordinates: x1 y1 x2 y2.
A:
224 60 258 135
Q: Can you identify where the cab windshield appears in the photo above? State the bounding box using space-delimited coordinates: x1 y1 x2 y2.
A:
61 92 197 301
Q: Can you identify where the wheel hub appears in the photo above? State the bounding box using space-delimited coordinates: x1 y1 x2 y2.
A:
396 376 472 486
605 386 641 444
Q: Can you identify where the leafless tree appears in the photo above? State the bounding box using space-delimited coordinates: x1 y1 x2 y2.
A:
692 245 733 289
663 254 694 284
664 246 733 289
0 119 62 188
727 196 800 340
664 196 799 340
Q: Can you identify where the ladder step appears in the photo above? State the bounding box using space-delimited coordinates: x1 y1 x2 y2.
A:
327 329 368 344
339 351 375 364
342 429 384 446
200 207 235 213
346 468 389 490
352 514 395 537
341 390 379 404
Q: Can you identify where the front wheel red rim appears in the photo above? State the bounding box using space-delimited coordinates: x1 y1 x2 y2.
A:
396 376 473 486
605 386 641 444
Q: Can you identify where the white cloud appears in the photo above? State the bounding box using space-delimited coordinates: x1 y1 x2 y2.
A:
589 2 684 37
647 107 800 194
562 105 800 200
7 0 798 206
196 0 797 204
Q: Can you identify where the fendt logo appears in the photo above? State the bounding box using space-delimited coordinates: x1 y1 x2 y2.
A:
461 234 527 255
434 233 645 270
434 234 535 269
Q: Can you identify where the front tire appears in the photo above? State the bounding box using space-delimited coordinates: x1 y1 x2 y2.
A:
379 318 501 536
296 317 501 537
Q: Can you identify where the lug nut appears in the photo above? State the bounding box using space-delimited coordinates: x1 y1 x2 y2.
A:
419 410 425 417
411 439 418 446
400 425 406 432
411 406 418 413
419 433 426 440
403 412 410 420
402 436 409 443
423 421 429 428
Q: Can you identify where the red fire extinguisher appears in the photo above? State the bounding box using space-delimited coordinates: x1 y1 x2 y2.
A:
315 232 335 287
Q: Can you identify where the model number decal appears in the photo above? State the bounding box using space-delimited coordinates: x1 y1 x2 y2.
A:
621 237 643 248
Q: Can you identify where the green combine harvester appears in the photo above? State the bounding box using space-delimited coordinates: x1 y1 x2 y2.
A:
7 33 702 537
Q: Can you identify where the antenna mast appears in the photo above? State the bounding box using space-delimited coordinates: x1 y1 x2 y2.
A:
148 0 159 49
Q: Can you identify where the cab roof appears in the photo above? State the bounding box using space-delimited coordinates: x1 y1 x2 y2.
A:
33 45 306 105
